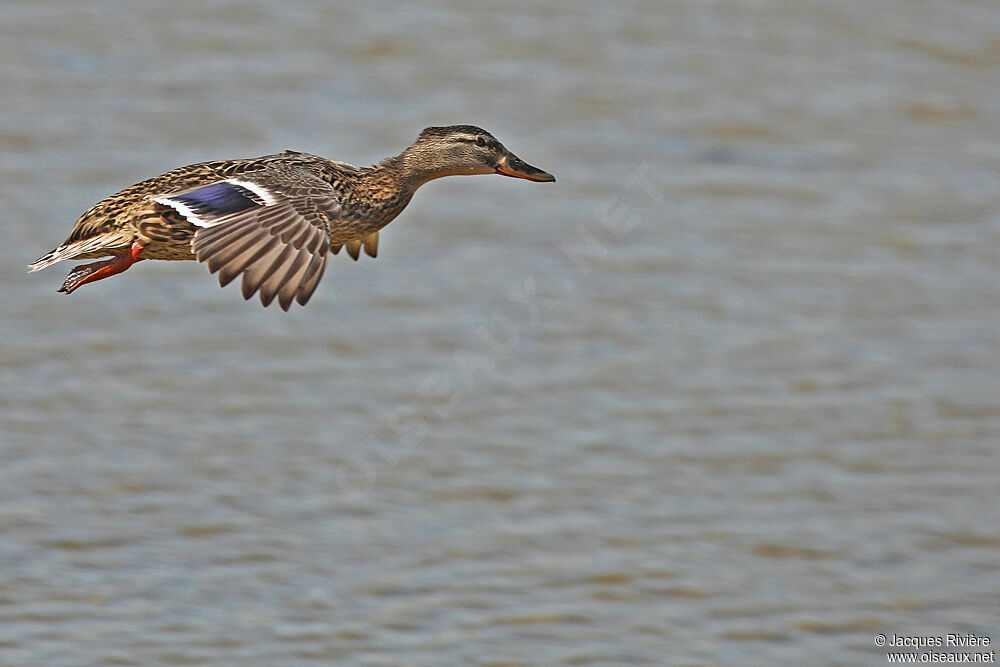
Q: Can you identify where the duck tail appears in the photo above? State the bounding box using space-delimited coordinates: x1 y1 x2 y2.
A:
27 231 134 272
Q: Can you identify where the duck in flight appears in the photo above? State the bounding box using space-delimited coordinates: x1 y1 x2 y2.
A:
29 125 554 310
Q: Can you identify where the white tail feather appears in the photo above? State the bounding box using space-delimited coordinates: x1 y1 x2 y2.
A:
27 231 133 272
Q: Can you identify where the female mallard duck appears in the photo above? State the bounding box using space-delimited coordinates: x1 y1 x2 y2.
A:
29 125 554 310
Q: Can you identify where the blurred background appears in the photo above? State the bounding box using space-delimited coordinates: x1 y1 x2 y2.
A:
2 1 999 664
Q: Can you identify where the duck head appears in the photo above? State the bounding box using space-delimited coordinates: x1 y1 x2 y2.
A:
399 125 555 185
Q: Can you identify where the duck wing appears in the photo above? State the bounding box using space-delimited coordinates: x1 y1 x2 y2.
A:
152 165 341 310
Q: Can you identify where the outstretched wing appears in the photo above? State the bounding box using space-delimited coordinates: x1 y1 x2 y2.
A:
152 166 341 310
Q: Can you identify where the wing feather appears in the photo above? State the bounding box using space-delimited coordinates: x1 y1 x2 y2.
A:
253 243 298 307
212 232 280 287
239 241 288 301
260 244 311 308
275 251 315 311
171 165 343 309
296 253 328 307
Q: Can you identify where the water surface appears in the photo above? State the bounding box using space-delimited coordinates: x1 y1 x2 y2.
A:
1 1 999 664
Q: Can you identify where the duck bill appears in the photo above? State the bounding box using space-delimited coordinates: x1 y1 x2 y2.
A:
496 154 555 182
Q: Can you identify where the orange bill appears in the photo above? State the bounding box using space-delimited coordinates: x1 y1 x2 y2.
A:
496 154 555 182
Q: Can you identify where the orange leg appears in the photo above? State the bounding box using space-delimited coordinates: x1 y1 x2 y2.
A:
58 240 147 294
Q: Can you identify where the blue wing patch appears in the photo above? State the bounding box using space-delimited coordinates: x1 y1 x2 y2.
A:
170 182 262 217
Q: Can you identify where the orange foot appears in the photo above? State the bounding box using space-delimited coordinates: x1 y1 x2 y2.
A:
59 240 147 294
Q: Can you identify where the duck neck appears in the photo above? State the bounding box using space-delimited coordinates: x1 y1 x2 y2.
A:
387 145 457 190
332 147 455 232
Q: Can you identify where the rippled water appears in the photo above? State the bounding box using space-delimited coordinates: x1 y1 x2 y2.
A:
2 1 999 664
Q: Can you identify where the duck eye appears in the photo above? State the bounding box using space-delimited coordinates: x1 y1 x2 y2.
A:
475 136 487 147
